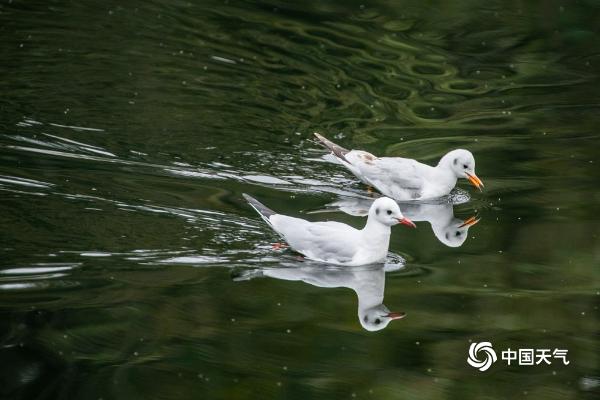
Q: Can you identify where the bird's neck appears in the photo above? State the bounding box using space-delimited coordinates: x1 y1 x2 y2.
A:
434 163 458 190
428 205 455 227
361 218 391 241
437 152 456 168
354 269 385 311
359 219 391 262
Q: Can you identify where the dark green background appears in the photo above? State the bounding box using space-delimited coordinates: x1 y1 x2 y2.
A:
1 1 599 399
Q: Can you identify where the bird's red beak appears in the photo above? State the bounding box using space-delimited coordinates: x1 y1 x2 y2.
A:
466 172 484 191
386 312 406 320
397 217 416 228
459 216 480 228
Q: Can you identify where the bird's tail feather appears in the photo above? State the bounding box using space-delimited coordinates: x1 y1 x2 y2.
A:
313 133 350 163
242 193 276 225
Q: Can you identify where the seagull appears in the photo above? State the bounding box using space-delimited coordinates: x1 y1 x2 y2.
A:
242 194 415 266
312 196 480 247
314 133 484 201
234 264 405 331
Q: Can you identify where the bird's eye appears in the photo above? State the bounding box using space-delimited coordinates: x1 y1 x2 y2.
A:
453 158 458 165
386 210 392 215
455 231 461 237
375 318 381 324
363 316 368 322
463 164 468 169
375 208 379 215
445 233 449 240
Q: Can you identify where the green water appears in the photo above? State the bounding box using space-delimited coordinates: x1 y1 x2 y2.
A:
1 1 599 399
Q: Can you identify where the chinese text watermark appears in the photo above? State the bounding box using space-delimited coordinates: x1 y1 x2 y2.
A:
468 342 570 372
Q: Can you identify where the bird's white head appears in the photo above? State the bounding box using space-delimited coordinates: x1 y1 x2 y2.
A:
359 304 405 332
368 197 416 227
433 216 479 247
440 149 484 191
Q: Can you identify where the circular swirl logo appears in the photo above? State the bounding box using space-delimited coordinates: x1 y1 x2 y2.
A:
467 342 497 372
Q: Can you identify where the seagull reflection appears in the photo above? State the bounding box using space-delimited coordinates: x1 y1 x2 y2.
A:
234 263 405 331
312 196 479 247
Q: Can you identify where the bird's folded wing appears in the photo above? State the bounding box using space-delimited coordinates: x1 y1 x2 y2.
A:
272 216 358 262
360 157 425 191
304 222 359 262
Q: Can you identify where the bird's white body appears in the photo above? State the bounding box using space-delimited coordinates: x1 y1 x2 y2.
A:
243 195 414 266
314 133 483 201
269 214 391 266
342 150 457 200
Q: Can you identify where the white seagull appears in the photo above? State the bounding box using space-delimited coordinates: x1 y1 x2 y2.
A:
314 133 484 201
234 264 405 331
243 194 415 266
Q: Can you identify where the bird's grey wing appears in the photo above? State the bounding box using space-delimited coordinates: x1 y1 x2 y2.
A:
303 222 359 262
272 217 358 262
360 157 425 198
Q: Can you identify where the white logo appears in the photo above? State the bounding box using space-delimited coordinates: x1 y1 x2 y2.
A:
467 342 570 371
467 342 497 372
